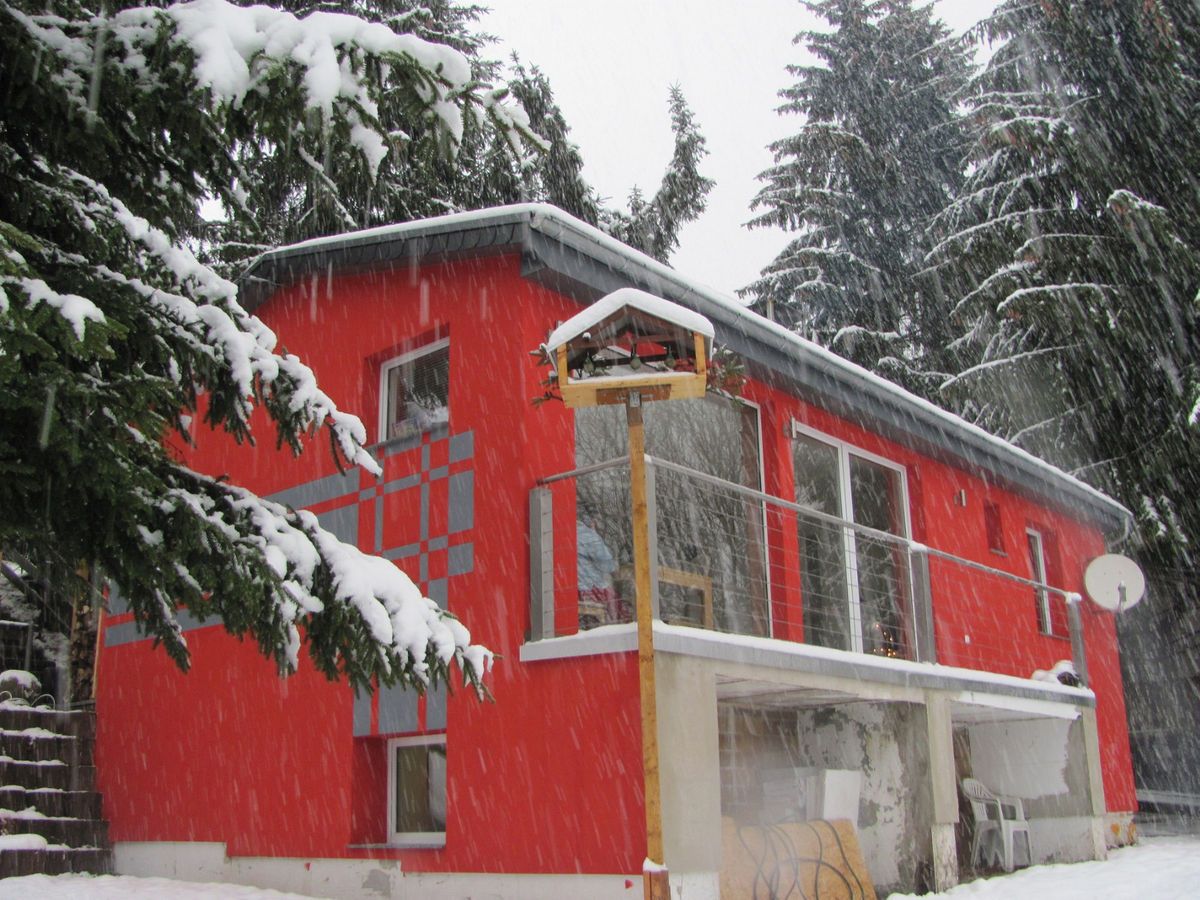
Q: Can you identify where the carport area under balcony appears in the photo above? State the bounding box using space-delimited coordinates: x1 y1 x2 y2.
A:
521 448 1111 895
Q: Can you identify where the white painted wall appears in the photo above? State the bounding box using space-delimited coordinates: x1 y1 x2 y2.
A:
968 718 1074 798
115 842 651 900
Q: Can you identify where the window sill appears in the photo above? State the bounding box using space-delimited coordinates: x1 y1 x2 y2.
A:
1039 629 1072 642
348 836 446 850
370 422 450 455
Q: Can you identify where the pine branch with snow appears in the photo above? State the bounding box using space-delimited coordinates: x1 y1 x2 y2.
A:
0 0 513 692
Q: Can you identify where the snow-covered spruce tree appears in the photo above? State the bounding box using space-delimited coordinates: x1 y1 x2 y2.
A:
211 0 715 272
602 86 716 264
0 0 529 691
207 0 528 274
927 1 1200 602
745 0 971 397
504 59 604 226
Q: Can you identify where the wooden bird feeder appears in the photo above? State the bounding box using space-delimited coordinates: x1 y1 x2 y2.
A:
543 288 713 409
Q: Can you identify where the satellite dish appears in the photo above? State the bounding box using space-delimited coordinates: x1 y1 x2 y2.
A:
1084 554 1146 612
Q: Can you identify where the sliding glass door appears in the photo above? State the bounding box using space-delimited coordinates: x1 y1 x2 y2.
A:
792 427 911 656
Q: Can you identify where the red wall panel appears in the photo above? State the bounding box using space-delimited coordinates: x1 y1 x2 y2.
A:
96 250 1135 882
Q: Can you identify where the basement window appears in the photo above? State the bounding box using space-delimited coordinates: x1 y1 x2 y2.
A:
387 733 447 847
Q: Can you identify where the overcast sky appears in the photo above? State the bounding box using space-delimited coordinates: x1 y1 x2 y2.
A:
482 1 1002 297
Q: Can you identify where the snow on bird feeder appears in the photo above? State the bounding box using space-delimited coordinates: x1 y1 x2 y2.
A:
543 288 713 409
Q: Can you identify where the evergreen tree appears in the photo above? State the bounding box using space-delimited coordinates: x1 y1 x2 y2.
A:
745 0 971 396
208 0 527 272
603 86 716 263
212 0 715 272
0 0 521 691
505 60 603 225
928 0 1200 593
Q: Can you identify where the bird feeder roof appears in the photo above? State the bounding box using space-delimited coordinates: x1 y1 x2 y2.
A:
544 288 714 356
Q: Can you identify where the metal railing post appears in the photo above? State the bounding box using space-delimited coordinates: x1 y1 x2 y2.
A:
646 460 660 620
910 546 937 664
529 487 554 641
1067 593 1089 687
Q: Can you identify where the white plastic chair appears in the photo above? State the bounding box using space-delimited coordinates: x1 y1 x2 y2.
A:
961 778 1032 872
961 778 1002 869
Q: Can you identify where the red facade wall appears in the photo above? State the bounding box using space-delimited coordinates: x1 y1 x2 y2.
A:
96 249 1135 878
743 376 1135 812
97 254 647 874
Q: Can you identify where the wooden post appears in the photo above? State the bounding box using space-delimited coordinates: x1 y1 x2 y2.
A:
628 394 669 900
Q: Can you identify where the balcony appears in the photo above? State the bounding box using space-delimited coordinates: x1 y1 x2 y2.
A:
527 454 1091 688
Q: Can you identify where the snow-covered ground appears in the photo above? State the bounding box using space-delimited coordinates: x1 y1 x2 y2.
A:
0 874 325 899
888 836 1200 899
0 837 1196 899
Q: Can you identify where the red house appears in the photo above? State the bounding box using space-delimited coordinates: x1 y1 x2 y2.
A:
96 204 1136 898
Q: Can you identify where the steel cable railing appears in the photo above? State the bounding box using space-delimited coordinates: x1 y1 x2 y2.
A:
530 455 1088 681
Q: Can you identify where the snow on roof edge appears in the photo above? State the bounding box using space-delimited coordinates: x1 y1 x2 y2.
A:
250 203 552 262
523 207 1131 530
246 203 1131 530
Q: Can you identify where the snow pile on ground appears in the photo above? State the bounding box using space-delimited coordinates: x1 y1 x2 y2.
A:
887 836 1200 899
0 874 328 899
0 837 1197 899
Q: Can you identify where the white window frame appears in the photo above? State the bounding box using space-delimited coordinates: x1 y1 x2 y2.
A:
791 422 912 653
378 338 450 444
386 733 447 848
1026 527 1054 635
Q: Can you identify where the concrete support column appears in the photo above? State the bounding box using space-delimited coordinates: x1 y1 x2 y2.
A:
1081 708 1109 860
656 654 722 887
925 694 959 892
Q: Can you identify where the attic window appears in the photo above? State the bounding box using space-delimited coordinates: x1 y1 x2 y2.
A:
379 339 450 442
984 500 1005 555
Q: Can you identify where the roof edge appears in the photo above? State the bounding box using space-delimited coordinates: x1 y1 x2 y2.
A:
238 204 1133 538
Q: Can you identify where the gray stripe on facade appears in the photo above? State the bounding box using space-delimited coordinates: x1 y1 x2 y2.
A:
428 535 448 552
374 494 384 554
352 688 372 737
448 544 474 577
378 682 419 734
427 579 447 609
316 504 358 544
448 431 473 463
106 582 129 616
383 543 420 561
448 472 474 533
384 474 422 495
420 483 430 540
429 466 448 482
104 621 146 647
268 470 358 511
378 433 422 456
104 609 219 648
426 685 447 731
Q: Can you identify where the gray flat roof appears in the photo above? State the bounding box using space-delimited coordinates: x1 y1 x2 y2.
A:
240 204 1132 537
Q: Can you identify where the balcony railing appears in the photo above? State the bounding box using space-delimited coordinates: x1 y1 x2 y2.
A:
529 456 1089 684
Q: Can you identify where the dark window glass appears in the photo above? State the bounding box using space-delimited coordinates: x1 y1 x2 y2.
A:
383 343 449 441
393 740 447 835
